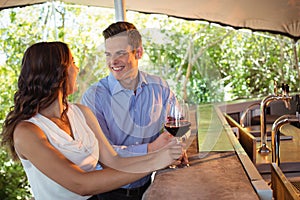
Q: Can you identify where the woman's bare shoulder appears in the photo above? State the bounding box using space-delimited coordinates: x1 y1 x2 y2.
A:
14 121 42 138
14 121 46 159
73 103 102 136
73 103 94 118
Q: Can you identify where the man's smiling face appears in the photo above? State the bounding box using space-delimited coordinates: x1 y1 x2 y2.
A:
105 35 139 84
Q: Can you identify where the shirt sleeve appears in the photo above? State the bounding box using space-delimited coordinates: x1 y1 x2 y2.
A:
81 84 97 114
96 109 149 157
81 85 149 157
112 143 148 157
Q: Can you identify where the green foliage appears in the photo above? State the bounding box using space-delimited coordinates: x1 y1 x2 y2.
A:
0 2 299 199
218 32 298 99
0 4 113 198
140 19 299 102
0 148 31 199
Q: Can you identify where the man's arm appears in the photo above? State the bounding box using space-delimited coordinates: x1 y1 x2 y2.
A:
81 88 150 157
81 82 178 157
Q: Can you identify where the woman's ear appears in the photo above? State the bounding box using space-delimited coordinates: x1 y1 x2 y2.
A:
135 47 143 59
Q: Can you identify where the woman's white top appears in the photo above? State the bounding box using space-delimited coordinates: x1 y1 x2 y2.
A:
19 104 99 200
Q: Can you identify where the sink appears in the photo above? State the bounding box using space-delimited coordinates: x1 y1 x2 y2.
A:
244 125 293 141
271 163 300 199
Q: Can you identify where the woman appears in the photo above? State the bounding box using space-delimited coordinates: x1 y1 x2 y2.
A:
1 41 182 200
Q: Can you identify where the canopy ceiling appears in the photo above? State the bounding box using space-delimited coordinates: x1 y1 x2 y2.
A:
1 0 300 40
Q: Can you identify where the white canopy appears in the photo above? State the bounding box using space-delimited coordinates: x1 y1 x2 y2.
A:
1 0 300 40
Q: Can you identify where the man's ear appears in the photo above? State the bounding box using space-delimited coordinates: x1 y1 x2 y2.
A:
135 47 143 59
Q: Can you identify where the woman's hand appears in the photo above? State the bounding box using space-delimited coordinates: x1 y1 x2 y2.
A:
152 138 184 170
148 132 173 152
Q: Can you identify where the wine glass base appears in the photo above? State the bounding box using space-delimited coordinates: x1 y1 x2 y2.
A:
169 163 190 169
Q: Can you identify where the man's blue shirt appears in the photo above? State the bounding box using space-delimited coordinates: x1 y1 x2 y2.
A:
81 70 173 188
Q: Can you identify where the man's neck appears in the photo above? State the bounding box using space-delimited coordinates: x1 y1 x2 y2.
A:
119 74 139 91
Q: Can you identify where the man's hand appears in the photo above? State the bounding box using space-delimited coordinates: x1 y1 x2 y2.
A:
148 132 173 152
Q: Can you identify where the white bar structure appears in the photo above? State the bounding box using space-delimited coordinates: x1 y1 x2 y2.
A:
114 0 126 22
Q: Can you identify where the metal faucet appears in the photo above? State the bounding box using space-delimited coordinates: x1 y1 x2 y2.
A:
258 82 291 153
271 114 299 165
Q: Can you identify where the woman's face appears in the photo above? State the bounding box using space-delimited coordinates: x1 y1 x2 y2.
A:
67 52 79 95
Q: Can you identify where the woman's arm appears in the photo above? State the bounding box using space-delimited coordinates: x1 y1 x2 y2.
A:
13 121 152 195
13 112 181 196
77 103 183 173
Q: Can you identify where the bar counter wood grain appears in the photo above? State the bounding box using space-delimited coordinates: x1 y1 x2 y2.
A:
143 104 271 200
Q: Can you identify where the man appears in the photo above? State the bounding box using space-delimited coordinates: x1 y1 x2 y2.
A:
81 21 184 200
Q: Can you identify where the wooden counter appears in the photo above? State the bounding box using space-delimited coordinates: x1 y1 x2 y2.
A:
143 104 272 200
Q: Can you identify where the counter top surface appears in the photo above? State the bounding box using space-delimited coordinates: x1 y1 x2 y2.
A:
143 104 261 200
143 152 259 200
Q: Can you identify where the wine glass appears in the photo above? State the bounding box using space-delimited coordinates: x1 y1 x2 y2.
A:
165 99 191 168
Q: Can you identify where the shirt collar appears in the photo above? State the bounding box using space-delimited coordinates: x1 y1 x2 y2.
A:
108 71 148 95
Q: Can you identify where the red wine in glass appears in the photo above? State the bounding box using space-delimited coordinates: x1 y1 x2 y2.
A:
165 101 191 168
165 120 191 137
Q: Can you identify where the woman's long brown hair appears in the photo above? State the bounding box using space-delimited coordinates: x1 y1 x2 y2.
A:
1 41 71 160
